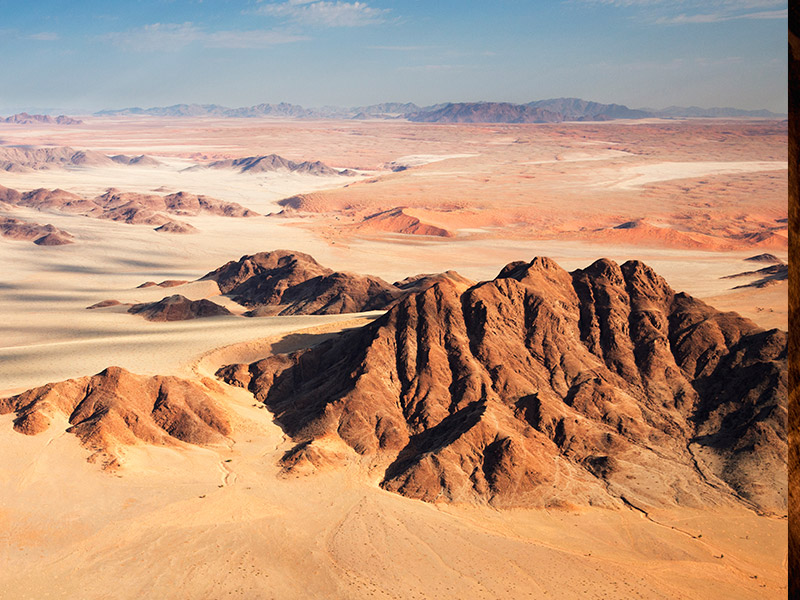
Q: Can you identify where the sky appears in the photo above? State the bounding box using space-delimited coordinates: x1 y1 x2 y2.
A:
0 0 788 113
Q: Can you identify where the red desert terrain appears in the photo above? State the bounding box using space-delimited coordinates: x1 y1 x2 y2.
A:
0 115 787 599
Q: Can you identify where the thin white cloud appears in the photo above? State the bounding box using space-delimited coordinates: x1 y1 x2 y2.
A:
655 8 787 23
29 32 60 41
572 0 787 23
100 22 307 51
256 1 388 27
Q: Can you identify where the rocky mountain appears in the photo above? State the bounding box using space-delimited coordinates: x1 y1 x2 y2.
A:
0 146 115 171
527 98 652 120
128 295 232 321
408 102 565 124
2 113 83 125
0 216 74 245
202 250 401 316
95 104 230 118
0 145 158 171
408 100 652 123
222 102 312 119
0 367 231 467
0 184 257 233
205 154 342 176
218 257 787 512
201 250 473 316
96 102 312 119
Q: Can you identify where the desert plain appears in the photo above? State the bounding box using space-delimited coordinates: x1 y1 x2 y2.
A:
0 115 788 599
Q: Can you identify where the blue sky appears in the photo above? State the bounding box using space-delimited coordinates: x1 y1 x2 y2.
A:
0 0 787 113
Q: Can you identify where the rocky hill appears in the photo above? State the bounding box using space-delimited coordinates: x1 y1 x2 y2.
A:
218 257 787 512
0 216 74 245
128 295 232 321
0 367 231 467
0 184 257 233
0 145 157 171
206 154 343 176
202 250 400 316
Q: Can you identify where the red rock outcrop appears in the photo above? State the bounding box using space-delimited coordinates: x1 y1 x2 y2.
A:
128 295 232 321
218 257 787 512
0 367 231 466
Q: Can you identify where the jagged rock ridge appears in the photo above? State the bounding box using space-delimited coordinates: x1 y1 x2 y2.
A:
218 257 787 513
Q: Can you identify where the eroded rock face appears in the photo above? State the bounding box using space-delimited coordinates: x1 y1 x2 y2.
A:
218 257 787 512
128 295 231 321
0 367 231 466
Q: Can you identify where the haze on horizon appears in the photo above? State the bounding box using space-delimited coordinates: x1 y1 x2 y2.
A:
0 0 788 114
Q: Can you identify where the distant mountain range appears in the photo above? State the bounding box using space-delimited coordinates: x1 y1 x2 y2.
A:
2 113 83 125
90 98 785 123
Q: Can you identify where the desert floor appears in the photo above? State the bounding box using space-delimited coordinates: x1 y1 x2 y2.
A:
0 117 788 598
